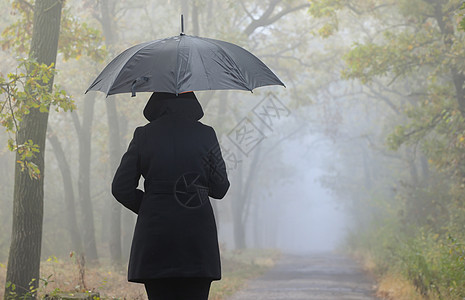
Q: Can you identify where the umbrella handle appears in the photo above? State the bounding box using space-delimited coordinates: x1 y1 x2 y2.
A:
131 77 149 97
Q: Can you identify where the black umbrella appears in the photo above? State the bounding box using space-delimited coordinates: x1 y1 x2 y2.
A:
86 19 284 96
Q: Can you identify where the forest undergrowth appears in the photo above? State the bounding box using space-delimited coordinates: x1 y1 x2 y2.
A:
347 213 465 300
0 248 279 300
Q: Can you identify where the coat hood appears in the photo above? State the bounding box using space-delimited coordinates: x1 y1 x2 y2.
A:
143 92 204 122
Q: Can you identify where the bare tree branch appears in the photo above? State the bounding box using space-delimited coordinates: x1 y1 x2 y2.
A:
365 84 400 115
243 0 282 36
71 110 82 134
244 2 310 36
17 0 34 11
266 3 311 24
239 0 254 20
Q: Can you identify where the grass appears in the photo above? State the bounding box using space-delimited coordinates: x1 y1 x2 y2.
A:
348 226 465 300
376 273 424 300
350 250 424 300
0 249 280 300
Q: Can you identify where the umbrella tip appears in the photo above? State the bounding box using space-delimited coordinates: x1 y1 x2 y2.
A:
180 14 184 35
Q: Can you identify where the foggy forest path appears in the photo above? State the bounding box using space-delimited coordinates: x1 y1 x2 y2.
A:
226 253 378 300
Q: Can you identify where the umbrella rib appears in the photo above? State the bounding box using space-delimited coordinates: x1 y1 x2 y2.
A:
89 42 149 95
87 34 284 96
106 39 162 95
196 42 212 91
200 37 253 92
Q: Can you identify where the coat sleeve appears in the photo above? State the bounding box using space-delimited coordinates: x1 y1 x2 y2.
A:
111 127 144 214
206 127 230 199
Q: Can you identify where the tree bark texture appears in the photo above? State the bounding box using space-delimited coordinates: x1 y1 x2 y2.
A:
432 2 465 118
75 95 98 261
232 162 246 249
47 130 83 253
4 1 63 299
99 0 123 265
232 123 264 249
228 0 310 249
106 100 123 264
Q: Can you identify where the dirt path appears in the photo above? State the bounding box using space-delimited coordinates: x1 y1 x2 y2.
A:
226 253 378 300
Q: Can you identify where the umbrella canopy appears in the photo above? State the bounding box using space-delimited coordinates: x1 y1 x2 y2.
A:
86 34 285 96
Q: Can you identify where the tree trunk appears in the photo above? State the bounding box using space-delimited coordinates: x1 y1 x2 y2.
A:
361 146 372 190
229 116 262 250
432 3 465 118
106 100 122 264
451 68 465 117
47 129 83 253
420 154 429 184
98 0 122 265
233 213 246 249
118 115 134 261
406 148 419 187
253 201 260 248
232 162 246 249
4 1 62 299
74 94 98 261
232 130 264 249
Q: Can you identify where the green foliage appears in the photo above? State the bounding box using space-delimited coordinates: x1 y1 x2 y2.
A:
0 58 75 179
57 7 107 62
342 27 443 83
5 273 63 300
311 1 465 298
308 0 344 18
0 1 33 53
1 0 107 62
0 0 105 179
459 2 465 32
308 0 392 38
397 232 439 297
350 222 465 298
5 278 39 300
308 0 343 37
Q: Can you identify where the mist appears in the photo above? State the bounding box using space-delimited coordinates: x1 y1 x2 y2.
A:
272 138 347 254
1 0 465 299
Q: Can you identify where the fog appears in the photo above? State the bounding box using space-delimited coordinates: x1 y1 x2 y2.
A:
272 138 347 254
0 0 396 260
2 1 465 298
214 131 349 253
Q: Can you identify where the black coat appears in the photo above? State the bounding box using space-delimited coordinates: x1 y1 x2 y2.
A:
112 92 230 283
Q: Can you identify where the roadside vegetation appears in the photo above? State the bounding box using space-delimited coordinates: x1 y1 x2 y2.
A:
3 1 465 299
348 220 465 299
309 1 465 299
0 249 279 300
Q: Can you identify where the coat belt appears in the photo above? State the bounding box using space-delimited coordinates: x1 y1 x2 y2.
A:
145 180 174 195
